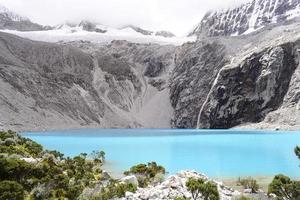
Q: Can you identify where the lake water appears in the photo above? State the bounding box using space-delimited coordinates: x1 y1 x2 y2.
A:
22 129 300 179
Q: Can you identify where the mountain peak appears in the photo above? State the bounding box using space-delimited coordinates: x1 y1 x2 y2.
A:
190 0 300 37
0 4 28 22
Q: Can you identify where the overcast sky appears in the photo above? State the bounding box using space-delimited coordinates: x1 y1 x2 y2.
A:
0 0 250 36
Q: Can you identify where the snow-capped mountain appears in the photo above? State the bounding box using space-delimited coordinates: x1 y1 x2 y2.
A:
3 21 193 46
0 5 182 44
190 0 300 37
0 4 48 31
0 4 28 22
56 21 176 38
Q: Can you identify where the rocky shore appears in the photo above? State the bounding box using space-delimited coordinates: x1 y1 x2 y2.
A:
79 171 271 200
120 171 240 200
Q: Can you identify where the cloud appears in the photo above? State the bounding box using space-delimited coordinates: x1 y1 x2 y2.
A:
0 0 250 36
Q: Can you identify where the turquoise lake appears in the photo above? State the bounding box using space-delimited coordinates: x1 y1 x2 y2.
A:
22 129 300 178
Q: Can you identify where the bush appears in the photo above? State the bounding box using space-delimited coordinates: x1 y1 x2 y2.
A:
4 138 16 146
295 146 300 159
0 180 24 200
235 196 252 200
173 197 188 200
186 177 219 200
0 131 43 157
124 162 165 187
268 174 300 200
94 180 137 200
0 157 33 185
237 177 259 193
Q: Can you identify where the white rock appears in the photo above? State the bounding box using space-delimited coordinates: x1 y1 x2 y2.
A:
121 175 139 186
20 157 39 163
120 171 239 200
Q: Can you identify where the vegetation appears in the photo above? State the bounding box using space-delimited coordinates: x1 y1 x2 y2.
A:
90 150 105 163
237 177 259 193
92 179 137 200
3 130 300 200
0 130 116 200
0 180 24 200
173 197 188 200
268 174 300 200
186 177 219 200
234 196 252 200
0 130 43 157
295 146 300 159
124 162 166 187
267 146 300 200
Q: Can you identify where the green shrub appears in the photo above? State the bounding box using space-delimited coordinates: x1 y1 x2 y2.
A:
0 180 24 200
90 150 105 163
0 130 109 200
237 177 259 193
0 131 43 157
186 177 219 200
173 197 188 200
295 146 300 159
268 174 300 200
95 180 137 200
0 157 33 185
124 162 165 187
235 196 252 200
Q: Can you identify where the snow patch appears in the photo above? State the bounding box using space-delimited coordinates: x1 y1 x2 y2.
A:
1 27 195 46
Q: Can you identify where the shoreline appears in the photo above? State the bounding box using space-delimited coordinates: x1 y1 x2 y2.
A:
2 123 300 133
17 127 300 135
102 162 299 193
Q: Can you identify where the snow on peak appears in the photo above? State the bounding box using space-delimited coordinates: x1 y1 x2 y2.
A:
0 4 28 22
191 0 300 37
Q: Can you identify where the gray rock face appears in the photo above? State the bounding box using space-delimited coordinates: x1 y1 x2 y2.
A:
198 42 299 128
0 33 176 131
190 0 300 37
170 17 300 129
169 41 228 128
0 32 108 130
79 21 107 33
124 25 154 36
155 31 176 38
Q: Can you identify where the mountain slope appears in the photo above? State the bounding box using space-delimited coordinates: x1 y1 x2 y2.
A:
0 32 176 131
190 0 300 37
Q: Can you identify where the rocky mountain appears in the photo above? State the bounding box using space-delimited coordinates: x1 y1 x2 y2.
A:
55 21 107 33
171 8 300 129
122 25 176 38
190 0 300 37
0 32 176 131
78 21 107 33
54 22 176 38
1 0 300 131
0 5 49 31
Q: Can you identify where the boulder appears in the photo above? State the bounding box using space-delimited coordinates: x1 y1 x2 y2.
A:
121 175 139 186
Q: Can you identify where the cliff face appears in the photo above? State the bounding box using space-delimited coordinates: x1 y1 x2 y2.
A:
191 0 300 37
198 42 299 128
169 42 228 128
170 13 300 129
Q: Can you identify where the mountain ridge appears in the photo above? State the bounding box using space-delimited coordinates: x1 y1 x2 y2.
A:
190 0 300 37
